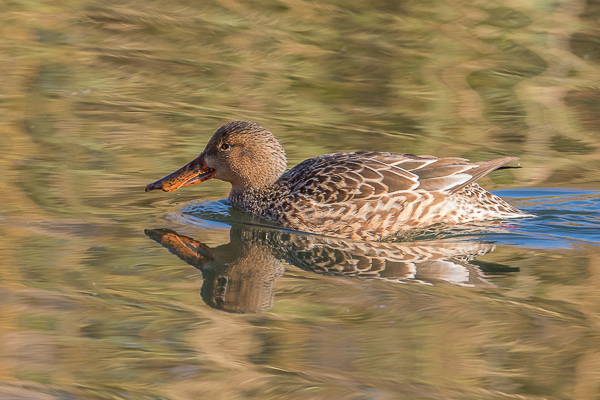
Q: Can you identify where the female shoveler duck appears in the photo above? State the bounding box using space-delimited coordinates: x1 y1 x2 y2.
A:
146 121 531 240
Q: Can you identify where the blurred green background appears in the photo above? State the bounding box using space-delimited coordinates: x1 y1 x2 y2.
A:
1 0 600 399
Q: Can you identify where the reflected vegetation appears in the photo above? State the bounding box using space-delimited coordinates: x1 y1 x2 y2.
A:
2 0 600 398
146 225 516 313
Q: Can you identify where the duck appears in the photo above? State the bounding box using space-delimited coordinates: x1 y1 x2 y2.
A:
145 121 531 240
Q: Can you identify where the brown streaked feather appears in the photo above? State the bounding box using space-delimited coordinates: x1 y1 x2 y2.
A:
233 151 530 239
417 174 473 192
414 163 477 180
149 122 531 240
282 153 520 204
446 157 519 194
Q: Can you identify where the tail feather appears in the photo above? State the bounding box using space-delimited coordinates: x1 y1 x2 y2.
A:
448 157 519 195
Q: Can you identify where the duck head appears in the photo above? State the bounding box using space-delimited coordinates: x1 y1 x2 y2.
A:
145 121 287 196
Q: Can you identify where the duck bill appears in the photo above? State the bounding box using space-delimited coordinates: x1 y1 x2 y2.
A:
145 152 215 193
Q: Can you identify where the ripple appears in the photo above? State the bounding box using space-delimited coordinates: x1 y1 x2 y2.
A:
175 188 600 248
489 188 600 247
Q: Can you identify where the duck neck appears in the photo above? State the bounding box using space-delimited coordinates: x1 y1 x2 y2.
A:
228 180 285 214
230 182 272 204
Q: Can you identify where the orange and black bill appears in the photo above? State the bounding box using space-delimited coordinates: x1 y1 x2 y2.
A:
145 152 215 192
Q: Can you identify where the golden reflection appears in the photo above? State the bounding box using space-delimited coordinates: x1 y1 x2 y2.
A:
4 0 600 397
146 225 514 313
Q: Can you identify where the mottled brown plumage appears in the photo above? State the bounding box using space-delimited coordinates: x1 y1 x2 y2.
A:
146 121 532 240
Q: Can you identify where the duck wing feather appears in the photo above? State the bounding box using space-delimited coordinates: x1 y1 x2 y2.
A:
281 152 518 204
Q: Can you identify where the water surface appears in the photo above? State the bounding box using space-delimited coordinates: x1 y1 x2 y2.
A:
2 1 600 399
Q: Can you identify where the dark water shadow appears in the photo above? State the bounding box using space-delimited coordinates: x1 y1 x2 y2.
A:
145 225 518 314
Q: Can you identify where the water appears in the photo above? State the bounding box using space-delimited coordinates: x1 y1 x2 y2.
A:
2 0 600 399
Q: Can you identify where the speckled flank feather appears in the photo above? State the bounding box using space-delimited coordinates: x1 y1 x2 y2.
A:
233 150 531 240
148 121 532 240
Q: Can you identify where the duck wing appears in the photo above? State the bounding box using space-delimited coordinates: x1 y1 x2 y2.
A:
282 152 518 204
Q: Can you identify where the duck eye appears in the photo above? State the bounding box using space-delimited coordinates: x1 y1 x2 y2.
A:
220 143 231 151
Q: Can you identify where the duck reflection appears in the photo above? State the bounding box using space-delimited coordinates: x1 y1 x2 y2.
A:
145 226 516 314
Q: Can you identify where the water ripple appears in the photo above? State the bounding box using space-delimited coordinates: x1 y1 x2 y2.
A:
177 188 600 249
491 188 600 248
